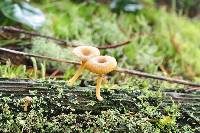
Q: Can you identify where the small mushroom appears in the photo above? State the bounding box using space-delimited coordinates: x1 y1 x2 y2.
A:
24 96 32 111
85 56 117 101
68 46 100 86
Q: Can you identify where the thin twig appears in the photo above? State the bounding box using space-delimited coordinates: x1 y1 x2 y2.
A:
116 68 200 87
98 40 131 49
49 69 60 78
185 87 200 92
0 26 130 49
0 48 80 65
0 48 200 87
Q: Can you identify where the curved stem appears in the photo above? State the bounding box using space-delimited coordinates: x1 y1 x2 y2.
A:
68 62 86 86
96 75 104 101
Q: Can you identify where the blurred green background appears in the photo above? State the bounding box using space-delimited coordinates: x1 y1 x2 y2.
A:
0 0 200 82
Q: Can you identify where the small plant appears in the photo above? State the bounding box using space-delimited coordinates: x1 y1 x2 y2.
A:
0 61 27 78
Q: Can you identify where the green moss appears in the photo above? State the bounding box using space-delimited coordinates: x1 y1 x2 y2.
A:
0 79 199 132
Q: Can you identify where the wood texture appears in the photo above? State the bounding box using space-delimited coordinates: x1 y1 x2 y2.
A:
0 78 199 129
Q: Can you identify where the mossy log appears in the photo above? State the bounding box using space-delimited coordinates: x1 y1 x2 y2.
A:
0 78 199 132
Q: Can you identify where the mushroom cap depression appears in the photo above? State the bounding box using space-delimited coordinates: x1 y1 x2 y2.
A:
73 46 100 62
85 56 117 75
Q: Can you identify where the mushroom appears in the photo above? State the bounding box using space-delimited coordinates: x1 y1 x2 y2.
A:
85 56 117 101
68 46 100 86
24 96 32 111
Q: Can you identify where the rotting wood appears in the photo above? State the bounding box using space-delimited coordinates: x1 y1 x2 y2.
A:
0 78 199 127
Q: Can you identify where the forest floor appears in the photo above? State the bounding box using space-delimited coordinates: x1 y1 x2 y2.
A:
0 0 200 132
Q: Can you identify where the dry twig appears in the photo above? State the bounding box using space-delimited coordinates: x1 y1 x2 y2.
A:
0 26 130 49
116 68 200 87
0 48 200 87
0 48 80 65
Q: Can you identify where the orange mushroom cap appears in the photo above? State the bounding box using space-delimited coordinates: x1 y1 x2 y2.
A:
73 46 100 62
85 56 117 75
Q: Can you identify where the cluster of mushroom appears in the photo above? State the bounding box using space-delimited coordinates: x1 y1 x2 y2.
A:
67 46 117 101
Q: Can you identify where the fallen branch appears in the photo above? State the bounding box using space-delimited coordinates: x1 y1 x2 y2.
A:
0 48 200 87
0 78 199 131
0 26 130 49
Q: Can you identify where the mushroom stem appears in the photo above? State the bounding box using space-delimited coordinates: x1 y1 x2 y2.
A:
68 62 86 86
96 75 104 101
24 103 29 111
102 77 108 84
